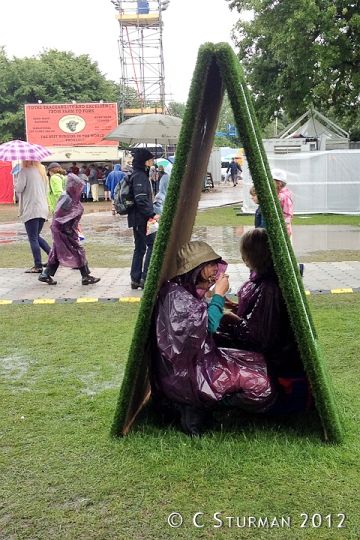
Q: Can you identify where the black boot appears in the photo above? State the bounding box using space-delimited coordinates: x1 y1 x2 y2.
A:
177 403 210 437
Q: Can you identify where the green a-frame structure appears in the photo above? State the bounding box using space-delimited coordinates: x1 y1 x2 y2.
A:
111 43 343 444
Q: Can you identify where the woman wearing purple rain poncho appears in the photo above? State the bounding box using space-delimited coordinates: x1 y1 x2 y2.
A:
151 241 277 436
38 174 100 286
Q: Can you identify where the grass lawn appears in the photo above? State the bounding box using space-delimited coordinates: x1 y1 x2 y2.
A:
195 206 360 228
1 295 360 539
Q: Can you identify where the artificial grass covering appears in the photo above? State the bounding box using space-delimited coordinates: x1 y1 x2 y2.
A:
112 43 343 443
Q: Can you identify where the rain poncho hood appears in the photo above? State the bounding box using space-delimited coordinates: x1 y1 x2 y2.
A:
58 172 84 205
169 241 227 298
171 256 228 299
132 148 154 170
105 164 125 198
47 173 87 268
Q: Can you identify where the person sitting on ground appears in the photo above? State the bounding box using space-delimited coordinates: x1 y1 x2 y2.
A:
151 240 277 436
38 174 100 286
221 229 310 413
47 162 67 213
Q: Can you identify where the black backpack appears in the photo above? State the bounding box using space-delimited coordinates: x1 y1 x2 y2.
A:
113 174 134 215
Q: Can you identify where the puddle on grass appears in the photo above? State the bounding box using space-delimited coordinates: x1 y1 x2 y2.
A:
0 353 122 396
0 222 27 244
192 225 247 261
0 354 34 391
1 211 360 259
0 354 30 379
78 371 123 396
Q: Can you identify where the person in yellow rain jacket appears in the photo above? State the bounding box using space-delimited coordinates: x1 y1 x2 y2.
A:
47 162 67 212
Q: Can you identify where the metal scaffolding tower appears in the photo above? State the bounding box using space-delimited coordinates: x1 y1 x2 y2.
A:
111 0 170 122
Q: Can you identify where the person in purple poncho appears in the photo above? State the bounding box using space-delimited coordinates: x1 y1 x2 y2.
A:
38 173 100 286
221 228 311 413
152 240 277 436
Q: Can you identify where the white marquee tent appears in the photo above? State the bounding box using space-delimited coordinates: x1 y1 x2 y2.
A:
242 149 360 214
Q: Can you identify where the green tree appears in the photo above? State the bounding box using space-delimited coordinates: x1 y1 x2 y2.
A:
167 101 186 118
0 48 120 142
214 92 242 147
168 95 242 146
226 0 360 130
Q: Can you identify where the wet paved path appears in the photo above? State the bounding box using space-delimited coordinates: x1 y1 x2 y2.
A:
0 183 359 303
0 260 360 304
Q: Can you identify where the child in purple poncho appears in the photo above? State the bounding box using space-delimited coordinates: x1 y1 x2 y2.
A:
38 173 100 286
221 228 311 413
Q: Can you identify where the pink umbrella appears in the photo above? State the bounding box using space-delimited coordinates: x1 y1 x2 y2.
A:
0 140 52 162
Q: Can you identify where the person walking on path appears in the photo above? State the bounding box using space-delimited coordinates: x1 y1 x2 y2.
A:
13 160 51 273
38 174 100 286
127 149 160 289
226 157 242 186
47 162 67 212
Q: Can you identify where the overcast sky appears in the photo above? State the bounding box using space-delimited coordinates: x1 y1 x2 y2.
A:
2 0 241 104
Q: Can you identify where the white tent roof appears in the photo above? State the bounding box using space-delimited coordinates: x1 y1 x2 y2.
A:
289 117 342 140
279 109 349 140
